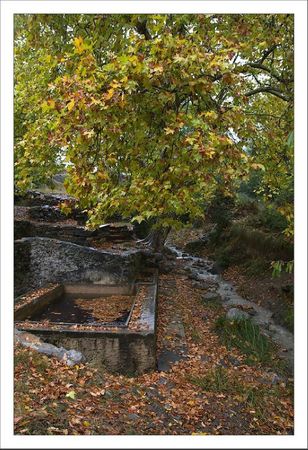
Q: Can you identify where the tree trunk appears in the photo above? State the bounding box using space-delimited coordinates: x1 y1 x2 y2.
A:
137 226 171 252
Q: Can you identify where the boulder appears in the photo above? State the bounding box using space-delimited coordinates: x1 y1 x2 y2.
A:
201 291 222 302
226 308 250 321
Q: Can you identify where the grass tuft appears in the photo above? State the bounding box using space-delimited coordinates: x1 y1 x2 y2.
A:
188 367 285 419
189 366 231 392
214 316 274 365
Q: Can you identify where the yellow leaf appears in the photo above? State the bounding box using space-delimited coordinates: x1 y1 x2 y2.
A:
251 163 265 171
204 111 218 121
83 421 90 427
74 36 85 54
84 129 95 138
41 99 55 111
110 79 121 89
164 127 175 135
153 64 163 73
67 99 75 111
105 88 114 100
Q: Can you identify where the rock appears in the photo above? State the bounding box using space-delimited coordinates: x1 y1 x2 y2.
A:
270 373 284 385
187 268 219 284
145 387 160 399
127 414 140 421
28 205 67 223
245 307 257 316
157 349 186 372
227 355 241 366
187 270 200 281
15 190 75 207
191 280 206 290
62 349 85 366
14 218 134 246
201 292 222 302
226 308 250 321
218 359 228 368
259 372 286 386
14 329 41 344
208 263 223 275
104 390 113 399
150 402 166 417
268 371 286 385
156 377 175 388
14 329 85 366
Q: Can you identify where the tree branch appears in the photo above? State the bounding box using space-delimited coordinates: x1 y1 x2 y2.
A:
258 44 277 64
135 19 152 40
245 62 293 84
244 86 290 102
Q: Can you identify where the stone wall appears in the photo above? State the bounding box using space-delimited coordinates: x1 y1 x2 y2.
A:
33 329 156 375
14 220 135 245
14 237 145 296
14 190 75 207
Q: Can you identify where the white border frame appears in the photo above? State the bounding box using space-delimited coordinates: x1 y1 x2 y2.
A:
1 1 307 449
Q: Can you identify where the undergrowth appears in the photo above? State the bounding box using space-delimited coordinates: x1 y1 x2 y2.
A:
188 366 283 419
214 316 274 366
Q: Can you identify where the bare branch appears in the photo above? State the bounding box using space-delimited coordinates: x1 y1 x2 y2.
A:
258 44 277 64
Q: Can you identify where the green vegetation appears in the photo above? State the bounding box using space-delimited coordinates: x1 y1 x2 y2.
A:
190 330 202 343
188 367 285 419
14 14 293 249
200 297 223 311
189 366 231 393
214 316 274 365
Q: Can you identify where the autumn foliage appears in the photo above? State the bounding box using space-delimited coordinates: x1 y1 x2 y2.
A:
14 14 293 235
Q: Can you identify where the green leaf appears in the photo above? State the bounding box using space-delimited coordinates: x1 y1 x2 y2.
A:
66 390 76 400
132 215 144 224
287 131 294 148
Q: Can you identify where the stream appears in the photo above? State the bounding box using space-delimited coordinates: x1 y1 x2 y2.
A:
166 244 294 371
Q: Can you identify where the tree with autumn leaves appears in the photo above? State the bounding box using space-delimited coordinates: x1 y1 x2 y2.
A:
14 14 293 249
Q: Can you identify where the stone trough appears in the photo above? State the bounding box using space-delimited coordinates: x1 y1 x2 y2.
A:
15 272 158 375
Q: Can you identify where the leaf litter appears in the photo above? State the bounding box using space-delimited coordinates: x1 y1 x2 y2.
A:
14 268 293 435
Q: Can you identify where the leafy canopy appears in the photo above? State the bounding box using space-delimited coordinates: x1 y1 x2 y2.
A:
14 14 293 232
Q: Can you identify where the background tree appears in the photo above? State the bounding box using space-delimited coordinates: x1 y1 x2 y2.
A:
14 14 294 249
